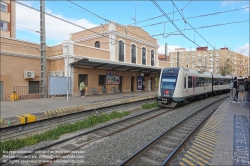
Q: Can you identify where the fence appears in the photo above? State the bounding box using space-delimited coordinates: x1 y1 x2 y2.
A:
13 86 40 100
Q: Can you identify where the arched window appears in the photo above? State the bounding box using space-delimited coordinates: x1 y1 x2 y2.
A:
142 47 146 65
119 41 124 62
95 41 100 48
131 44 136 63
151 50 154 66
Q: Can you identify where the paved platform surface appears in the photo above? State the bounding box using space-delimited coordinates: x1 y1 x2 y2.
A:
178 98 250 165
0 91 157 128
211 99 250 165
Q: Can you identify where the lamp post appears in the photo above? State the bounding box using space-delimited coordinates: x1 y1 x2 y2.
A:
65 45 69 101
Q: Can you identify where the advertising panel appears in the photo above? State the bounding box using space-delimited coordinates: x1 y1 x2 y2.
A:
137 76 142 90
107 71 120 84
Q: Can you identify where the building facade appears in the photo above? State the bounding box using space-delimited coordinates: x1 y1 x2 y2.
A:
0 22 164 100
169 47 249 77
0 0 15 38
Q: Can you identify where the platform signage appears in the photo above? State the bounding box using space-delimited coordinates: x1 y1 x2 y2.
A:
137 76 142 90
233 115 250 165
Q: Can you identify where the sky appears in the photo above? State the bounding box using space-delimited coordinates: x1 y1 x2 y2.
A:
16 0 249 56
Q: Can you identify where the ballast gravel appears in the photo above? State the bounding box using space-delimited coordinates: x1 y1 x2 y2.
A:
53 94 228 166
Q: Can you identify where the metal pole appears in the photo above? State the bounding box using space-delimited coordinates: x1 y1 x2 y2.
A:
213 46 215 73
165 43 168 62
177 51 179 68
66 45 69 101
40 0 47 98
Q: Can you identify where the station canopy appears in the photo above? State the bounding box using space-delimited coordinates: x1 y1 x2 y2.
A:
71 57 162 73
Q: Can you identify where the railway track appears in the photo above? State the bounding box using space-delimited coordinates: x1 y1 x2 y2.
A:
1 107 171 166
119 96 227 166
0 98 156 141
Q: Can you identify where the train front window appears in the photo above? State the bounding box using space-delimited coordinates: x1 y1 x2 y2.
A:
161 76 177 89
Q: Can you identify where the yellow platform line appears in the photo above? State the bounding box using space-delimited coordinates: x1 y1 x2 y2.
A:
193 140 215 150
195 138 217 147
181 157 195 166
191 146 213 157
189 148 211 160
184 154 205 166
179 161 187 166
197 133 217 141
187 151 210 165
192 142 214 153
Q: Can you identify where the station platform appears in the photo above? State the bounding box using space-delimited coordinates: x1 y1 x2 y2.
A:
180 98 250 165
0 91 157 128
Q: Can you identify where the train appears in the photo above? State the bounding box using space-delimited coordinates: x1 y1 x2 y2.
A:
158 67 232 107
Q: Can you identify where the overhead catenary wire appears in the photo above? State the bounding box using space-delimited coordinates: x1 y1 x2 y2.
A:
151 0 235 67
133 6 249 29
66 0 161 49
16 1 161 57
150 20 249 37
127 0 193 26
170 0 233 64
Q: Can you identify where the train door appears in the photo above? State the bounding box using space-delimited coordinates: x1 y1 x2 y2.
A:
192 76 196 95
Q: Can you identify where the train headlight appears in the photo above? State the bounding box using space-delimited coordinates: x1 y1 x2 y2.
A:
164 90 169 94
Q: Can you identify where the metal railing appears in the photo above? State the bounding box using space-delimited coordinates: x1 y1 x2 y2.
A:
13 86 40 100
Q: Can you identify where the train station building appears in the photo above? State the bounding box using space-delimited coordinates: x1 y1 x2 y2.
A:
0 22 171 100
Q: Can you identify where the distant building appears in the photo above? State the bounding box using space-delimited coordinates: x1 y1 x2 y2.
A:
0 0 16 38
168 47 250 77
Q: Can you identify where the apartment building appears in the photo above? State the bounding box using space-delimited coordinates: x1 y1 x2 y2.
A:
0 0 15 38
169 47 249 77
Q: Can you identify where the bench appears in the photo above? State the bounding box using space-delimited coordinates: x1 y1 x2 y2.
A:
89 87 99 95
111 87 120 93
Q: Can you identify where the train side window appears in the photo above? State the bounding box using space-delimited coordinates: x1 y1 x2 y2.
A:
188 76 192 88
200 77 205 87
196 77 200 87
184 77 186 88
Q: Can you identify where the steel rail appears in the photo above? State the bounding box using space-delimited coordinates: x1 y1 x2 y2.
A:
1 107 168 165
161 106 217 165
119 96 228 166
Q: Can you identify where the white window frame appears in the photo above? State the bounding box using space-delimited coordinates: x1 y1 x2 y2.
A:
141 46 147 65
0 20 7 31
130 43 137 64
0 1 7 13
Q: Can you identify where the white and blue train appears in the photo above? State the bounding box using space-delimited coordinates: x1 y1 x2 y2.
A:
158 67 232 107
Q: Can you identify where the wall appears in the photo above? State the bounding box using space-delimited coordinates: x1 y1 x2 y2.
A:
0 54 51 98
70 24 109 40
74 44 110 60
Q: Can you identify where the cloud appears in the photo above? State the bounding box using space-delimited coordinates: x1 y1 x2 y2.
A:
242 5 250 13
16 2 98 44
221 1 240 7
236 43 249 56
158 45 186 54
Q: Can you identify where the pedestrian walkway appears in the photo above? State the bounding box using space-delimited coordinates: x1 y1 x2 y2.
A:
0 91 157 128
211 99 250 165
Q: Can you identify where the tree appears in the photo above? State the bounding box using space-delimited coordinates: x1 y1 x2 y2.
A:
219 59 234 75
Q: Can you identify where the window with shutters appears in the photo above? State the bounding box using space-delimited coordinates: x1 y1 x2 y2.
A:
119 41 124 62
29 81 39 94
131 44 136 63
151 50 154 66
142 47 146 65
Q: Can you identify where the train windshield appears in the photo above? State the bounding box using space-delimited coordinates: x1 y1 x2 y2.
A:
161 76 177 90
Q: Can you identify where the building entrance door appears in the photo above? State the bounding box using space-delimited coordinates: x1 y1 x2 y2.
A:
131 77 134 92
148 79 151 91
119 76 122 92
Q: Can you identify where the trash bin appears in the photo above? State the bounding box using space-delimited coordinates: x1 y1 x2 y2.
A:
102 86 106 92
